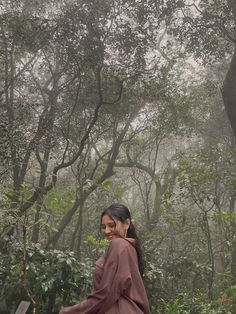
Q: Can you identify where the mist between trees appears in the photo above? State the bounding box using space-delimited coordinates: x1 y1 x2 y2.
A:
1 0 236 313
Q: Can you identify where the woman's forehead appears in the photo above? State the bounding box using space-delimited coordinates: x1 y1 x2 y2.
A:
101 214 119 224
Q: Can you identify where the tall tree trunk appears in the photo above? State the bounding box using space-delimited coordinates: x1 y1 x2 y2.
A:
222 46 236 140
31 136 52 242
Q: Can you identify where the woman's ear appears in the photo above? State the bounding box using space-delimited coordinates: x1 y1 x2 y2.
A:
125 218 131 228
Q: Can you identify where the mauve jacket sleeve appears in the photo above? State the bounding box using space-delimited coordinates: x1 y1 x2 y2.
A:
60 238 133 314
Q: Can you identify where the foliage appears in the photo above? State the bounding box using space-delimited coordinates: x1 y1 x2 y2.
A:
1 0 236 313
158 0 235 63
160 293 232 314
82 234 108 261
0 243 92 314
143 234 214 312
44 188 75 215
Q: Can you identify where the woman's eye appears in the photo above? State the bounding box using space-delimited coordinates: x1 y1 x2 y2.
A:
101 223 115 229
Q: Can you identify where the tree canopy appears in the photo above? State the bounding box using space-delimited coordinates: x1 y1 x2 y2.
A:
1 0 236 313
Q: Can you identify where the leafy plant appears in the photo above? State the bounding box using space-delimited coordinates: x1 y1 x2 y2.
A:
0 243 93 314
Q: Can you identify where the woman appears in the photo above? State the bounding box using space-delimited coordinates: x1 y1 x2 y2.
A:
59 203 150 314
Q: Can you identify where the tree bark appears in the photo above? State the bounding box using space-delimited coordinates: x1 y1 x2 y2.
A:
202 212 214 300
70 192 84 253
229 193 236 235
31 138 52 242
222 46 236 140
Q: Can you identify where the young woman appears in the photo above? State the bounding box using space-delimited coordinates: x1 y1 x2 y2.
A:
59 203 150 314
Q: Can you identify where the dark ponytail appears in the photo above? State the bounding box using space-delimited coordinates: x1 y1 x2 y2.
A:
101 203 145 277
127 221 144 277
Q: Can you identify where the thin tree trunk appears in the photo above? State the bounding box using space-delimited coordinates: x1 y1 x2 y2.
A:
215 202 226 273
46 292 56 314
152 179 162 224
31 137 52 242
229 194 236 236
31 198 44 243
231 238 236 285
76 198 84 254
70 194 84 253
203 212 214 299
230 194 236 284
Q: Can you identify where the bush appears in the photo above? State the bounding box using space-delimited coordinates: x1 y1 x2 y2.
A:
0 243 92 314
159 293 232 314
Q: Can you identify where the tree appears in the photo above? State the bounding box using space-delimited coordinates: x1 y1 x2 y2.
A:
154 0 236 138
114 61 200 227
1 0 167 249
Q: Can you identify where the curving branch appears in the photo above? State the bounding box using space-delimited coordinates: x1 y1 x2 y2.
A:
46 113 135 248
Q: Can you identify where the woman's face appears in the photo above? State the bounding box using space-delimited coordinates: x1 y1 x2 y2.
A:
101 214 130 241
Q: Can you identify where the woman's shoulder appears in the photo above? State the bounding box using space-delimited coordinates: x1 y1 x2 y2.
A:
110 237 127 245
108 237 135 252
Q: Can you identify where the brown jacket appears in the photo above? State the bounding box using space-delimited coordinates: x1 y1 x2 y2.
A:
61 237 150 314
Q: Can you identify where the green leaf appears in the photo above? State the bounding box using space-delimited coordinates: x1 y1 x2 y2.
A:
114 185 124 197
4 192 20 203
101 180 113 189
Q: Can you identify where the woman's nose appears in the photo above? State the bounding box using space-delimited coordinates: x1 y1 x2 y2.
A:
104 226 111 234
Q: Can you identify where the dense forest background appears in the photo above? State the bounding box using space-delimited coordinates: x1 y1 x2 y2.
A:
1 0 236 313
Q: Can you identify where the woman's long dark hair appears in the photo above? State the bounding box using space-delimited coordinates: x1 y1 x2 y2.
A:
101 203 144 277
